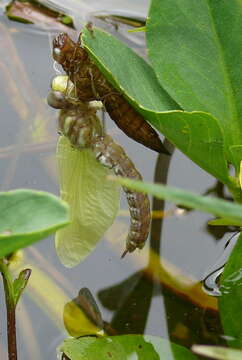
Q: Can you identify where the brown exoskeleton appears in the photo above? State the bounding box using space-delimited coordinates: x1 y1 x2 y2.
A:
52 31 169 154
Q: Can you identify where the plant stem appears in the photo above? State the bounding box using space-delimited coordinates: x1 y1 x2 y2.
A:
227 178 242 204
5 303 17 360
0 259 17 360
149 139 175 257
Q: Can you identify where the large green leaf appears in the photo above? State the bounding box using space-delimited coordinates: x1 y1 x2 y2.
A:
61 335 198 360
146 0 242 162
0 189 69 257
143 110 229 185
82 28 231 186
219 232 242 348
109 177 242 226
55 136 120 268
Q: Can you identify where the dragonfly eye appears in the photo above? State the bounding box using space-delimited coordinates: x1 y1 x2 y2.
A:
53 47 63 62
47 90 69 109
53 33 72 64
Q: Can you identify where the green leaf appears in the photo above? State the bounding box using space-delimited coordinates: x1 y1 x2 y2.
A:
0 189 69 257
13 268 31 306
219 232 242 348
82 27 177 112
55 136 120 268
192 345 242 360
128 26 146 33
109 177 242 226
146 0 242 164
208 218 241 226
82 28 230 186
144 110 229 185
230 146 242 176
61 335 198 360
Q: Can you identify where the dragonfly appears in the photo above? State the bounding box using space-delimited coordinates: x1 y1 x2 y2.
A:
52 31 169 154
48 75 151 262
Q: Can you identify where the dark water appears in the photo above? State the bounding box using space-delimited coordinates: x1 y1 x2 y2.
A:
0 2 232 359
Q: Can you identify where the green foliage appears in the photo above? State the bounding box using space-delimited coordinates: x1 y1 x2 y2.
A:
82 0 242 197
12 268 31 306
110 177 242 226
0 189 69 257
219 232 242 348
61 335 198 360
55 137 120 268
146 0 242 162
208 218 241 226
82 27 231 189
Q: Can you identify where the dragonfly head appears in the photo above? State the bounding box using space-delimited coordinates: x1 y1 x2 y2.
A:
47 90 69 109
53 33 75 66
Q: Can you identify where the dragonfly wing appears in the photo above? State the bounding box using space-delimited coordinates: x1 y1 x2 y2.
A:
55 136 120 267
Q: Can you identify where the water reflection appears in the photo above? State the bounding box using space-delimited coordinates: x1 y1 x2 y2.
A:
203 233 239 296
0 2 235 359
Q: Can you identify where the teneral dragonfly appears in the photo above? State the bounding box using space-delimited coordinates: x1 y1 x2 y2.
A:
48 75 151 258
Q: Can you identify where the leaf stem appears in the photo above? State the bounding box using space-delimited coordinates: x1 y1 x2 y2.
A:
227 177 242 204
0 259 17 360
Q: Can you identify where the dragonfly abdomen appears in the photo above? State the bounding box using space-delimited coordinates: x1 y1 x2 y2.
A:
92 135 151 254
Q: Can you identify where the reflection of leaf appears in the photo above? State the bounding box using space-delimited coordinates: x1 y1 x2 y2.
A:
192 345 242 360
98 270 153 334
219 232 242 348
105 219 218 311
55 136 120 267
61 335 198 360
6 0 74 30
0 189 69 257
162 285 224 348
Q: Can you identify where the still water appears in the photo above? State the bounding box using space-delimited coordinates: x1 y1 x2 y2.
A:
0 1 231 358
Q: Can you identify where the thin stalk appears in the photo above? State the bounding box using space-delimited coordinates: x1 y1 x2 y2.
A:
149 139 175 257
0 259 17 360
227 177 242 204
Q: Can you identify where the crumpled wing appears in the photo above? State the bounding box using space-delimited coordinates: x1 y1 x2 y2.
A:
55 136 120 267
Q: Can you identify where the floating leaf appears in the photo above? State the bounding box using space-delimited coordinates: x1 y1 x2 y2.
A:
61 335 198 360
0 189 69 257
55 136 120 267
82 27 231 186
64 287 104 338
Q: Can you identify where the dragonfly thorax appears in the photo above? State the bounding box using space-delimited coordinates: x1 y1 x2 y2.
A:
59 107 102 149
